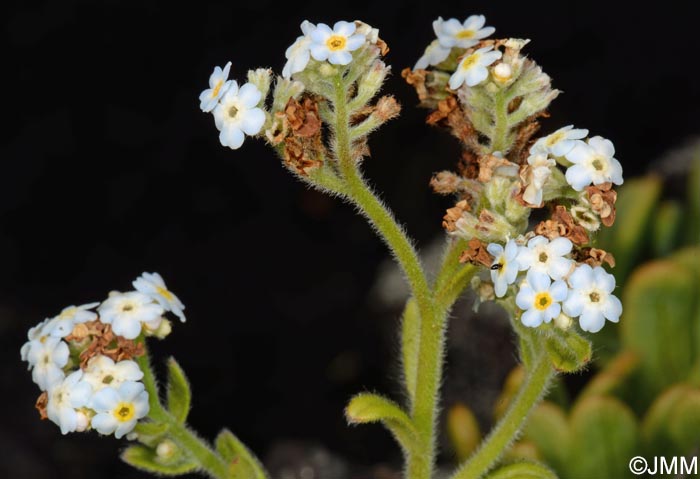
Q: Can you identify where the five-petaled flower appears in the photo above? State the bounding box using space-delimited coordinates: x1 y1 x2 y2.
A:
26 336 70 390
563 264 622 333
213 81 266 150
532 125 589 157
282 20 316 78
487 239 520 298
199 62 233 113
516 271 569 328
309 21 366 66
46 370 93 435
448 46 502 89
83 355 144 391
565 136 624 191
133 272 186 323
433 15 495 49
98 291 164 340
90 381 149 439
414 39 451 70
517 236 574 281
49 302 99 338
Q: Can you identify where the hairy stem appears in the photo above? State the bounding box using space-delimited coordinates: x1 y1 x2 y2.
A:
450 348 555 479
490 90 510 153
330 73 441 479
136 346 245 479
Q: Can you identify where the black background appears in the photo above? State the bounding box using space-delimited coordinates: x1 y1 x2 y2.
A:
2 1 699 478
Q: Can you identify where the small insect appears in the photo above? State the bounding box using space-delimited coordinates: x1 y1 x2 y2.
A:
490 262 503 271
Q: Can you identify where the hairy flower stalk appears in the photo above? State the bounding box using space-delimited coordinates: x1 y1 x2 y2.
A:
24 13 625 479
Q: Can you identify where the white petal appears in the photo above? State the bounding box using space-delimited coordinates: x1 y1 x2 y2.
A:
333 21 356 36
112 316 142 340
448 71 465 90
579 309 606 333
516 285 535 310
345 34 366 51
565 164 592 191
219 126 245 150
238 83 262 109
91 387 120 411
240 108 265 136
119 381 145 401
69 382 93 408
549 280 569 302
565 140 592 164
487 243 504 257
589 136 615 157
528 270 551 292
329 50 352 65
563 292 584 317
549 237 573 256
300 20 315 36
544 303 561 322
593 266 616 293
309 44 330 61
569 264 594 289
521 309 544 328
91 413 118 435
493 276 507 298
463 15 485 31
474 26 496 39
549 257 573 280
602 295 622 322
464 66 488 87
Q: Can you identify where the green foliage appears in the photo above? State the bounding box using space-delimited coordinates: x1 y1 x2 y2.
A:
345 392 420 455
484 461 559 479
166 357 192 424
121 444 198 476
540 326 592 373
446 403 482 462
215 429 267 479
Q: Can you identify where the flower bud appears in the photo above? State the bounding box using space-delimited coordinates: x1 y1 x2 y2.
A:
247 68 272 101
492 63 512 84
156 440 178 460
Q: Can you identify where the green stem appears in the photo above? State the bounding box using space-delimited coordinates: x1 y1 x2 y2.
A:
136 347 237 479
490 90 509 153
330 73 440 479
450 348 555 479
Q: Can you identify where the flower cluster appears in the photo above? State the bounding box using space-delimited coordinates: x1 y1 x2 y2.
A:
199 19 392 170
21 273 185 437
406 14 623 334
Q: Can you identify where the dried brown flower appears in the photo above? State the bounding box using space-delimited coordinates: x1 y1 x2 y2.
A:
586 183 617 227
535 205 590 245
69 319 145 369
35 392 48 420
576 247 616 268
443 200 470 232
458 238 493 267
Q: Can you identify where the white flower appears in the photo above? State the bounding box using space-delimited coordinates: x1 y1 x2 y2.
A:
448 46 502 89
49 303 100 338
516 271 569 328
486 239 520 298
90 381 149 439
522 153 556 206
98 291 164 340
133 272 186 322
433 15 495 49
83 355 144 392
532 125 589 157
46 370 92 435
414 40 451 70
309 21 366 65
282 21 316 79
21 318 54 362
517 235 574 280
564 136 624 191
563 264 622 333
213 82 266 150
26 336 69 390
199 62 233 113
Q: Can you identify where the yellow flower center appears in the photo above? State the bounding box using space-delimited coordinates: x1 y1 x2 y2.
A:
534 292 552 311
326 35 347 51
114 402 135 422
460 53 480 70
538 252 548 263
211 80 223 98
591 157 606 171
156 286 174 302
121 303 134 312
228 106 239 119
545 131 565 147
456 29 475 39
589 291 601 303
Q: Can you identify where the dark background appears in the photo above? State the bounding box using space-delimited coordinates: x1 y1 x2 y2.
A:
2 1 699 478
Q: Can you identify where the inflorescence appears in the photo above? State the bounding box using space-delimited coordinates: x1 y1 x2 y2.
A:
21 273 184 437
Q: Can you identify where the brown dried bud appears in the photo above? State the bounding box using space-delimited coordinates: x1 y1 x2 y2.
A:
402 68 431 104
577 247 616 268
375 95 401 122
285 97 321 138
426 96 459 125
77 319 145 369
586 183 617 227
477 155 519 183
458 238 494 267
430 171 463 195
550 205 590 245
35 392 48 420
443 200 470 232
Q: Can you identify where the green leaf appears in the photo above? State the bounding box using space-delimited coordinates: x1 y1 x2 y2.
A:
446 403 481 462
521 402 570 475
166 357 191 423
215 429 266 479
345 392 419 454
621 259 697 402
542 326 591 373
668 388 700 454
493 366 525 420
652 201 682 257
596 175 662 283
133 420 170 447
578 350 640 402
121 444 198 476
642 383 692 456
484 461 559 479
567 396 638 479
